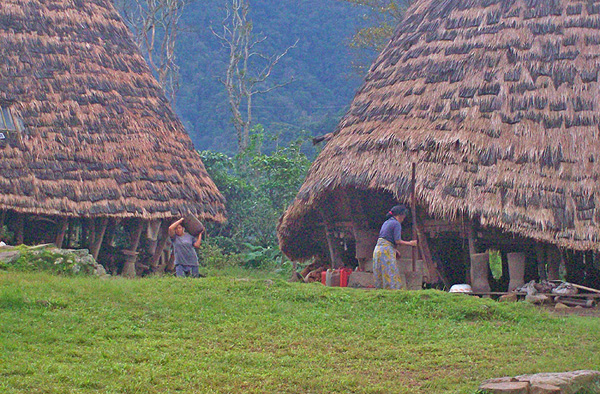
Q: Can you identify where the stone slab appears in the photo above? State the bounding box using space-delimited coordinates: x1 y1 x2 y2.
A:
479 381 529 393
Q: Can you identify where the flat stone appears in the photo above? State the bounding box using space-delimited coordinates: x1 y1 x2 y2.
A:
530 383 561 394
479 381 529 393
516 371 600 394
555 302 570 309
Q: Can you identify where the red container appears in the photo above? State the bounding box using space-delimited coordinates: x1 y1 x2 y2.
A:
339 268 352 287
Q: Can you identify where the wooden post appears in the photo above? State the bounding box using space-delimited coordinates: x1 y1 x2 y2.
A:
411 163 417 272
546 246 561 281
122 219 144 278
535 244 547 281
0 209 5 229
150 220 170 269
90 217 109 260
15 213 24 245
55 217 68 248
319 208 343 269
88 218 96 250
507 252 526 291
415 224 442 285
323 224 342 269
342 192 376 272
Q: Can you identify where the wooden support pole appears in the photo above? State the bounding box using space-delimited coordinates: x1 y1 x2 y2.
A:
150 220 170 269
88 218 96 250
319 208 343 269
415 223 442 285
122 219 144 278
546 246 561 281
411 163 417 272
15 213 24 245
55 217 68 249
90 217 109 261
467 225 490 293
535 244 547 281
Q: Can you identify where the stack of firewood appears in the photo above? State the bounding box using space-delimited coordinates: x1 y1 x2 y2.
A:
514 280 599 308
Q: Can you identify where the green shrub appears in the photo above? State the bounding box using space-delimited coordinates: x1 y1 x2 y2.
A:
198 241 242 269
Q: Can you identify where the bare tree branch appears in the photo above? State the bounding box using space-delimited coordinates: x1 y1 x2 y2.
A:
212 0 296 152
115 0 191 104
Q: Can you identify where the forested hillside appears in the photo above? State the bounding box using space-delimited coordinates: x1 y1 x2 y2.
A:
171 0 375 153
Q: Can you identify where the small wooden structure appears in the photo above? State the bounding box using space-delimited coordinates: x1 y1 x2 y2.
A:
278 0 600 290
0 0 226 275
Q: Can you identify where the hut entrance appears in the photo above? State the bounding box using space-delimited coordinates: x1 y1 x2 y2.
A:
311 188 599 292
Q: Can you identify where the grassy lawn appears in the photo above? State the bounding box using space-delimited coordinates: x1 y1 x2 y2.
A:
1 270 599 394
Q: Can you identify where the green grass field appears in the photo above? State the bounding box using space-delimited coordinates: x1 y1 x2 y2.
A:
1 270 599 394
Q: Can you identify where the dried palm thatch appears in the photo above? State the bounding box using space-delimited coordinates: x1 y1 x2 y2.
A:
279 0 600 261
0 0 225 222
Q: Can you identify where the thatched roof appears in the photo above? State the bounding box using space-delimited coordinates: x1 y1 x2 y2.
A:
0 0 225 221
279 0 600 260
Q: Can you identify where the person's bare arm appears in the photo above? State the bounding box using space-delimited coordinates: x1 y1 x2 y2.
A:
193 229 203 248
396 239 417 248
168 218 184 237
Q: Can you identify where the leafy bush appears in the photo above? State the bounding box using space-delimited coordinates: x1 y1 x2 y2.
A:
240 243 282 269
198 240 242 270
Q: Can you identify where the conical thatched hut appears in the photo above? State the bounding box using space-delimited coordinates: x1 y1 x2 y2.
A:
0 0 225 274
278 0 600 290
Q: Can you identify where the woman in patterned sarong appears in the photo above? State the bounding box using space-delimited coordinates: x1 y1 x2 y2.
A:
372 205 417 289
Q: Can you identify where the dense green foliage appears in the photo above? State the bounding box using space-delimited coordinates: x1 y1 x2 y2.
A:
2 271 600 393
198 127 311 265
172 0 375 153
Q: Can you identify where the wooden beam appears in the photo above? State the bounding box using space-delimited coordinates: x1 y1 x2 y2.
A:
90 217 109 260
320 210 343 269
55 217 68 249
411 163 418 272
150 220 170 269
535 244 547 281
416 222 442 284
122 219 144 278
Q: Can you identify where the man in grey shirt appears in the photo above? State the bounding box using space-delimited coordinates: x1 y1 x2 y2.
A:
168 218 203 277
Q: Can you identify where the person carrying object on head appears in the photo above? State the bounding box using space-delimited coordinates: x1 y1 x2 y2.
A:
372 205 417 289
168 217 203 278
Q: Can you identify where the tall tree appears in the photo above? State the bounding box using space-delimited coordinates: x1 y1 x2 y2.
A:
341 0 412 72
115 0 191 103
213 0 297 153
